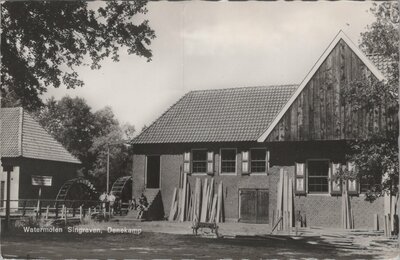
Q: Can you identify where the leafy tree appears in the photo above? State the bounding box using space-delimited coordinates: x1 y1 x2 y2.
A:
35 96 101 173
35 96 135 191
89 123 134 191
338 2 399 201
1 1 155 111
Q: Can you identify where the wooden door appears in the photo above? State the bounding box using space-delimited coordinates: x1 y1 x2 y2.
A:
256 189 269 223
239 189 269 224
239 189 257 223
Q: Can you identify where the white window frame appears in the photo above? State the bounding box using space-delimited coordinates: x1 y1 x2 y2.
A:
191 149 208 175
219 148 237 175
249 148 268 175
306 159 331 194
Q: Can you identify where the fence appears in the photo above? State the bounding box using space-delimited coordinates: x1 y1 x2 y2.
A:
0 199 104 220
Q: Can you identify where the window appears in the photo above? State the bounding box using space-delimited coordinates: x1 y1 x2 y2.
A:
192 150 207 174
307 160 329 193
220 149 236 174
250 149 267 173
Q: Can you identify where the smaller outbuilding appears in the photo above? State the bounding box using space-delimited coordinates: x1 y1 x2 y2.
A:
1 107 81 210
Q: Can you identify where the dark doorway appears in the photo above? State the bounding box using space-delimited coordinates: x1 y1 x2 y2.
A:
0 181 4 207
146 156 160 189
239 189 269 223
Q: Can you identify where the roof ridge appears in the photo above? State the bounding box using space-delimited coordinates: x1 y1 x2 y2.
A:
188 84 298 93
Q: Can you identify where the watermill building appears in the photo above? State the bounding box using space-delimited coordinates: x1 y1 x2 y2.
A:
131 30 393 228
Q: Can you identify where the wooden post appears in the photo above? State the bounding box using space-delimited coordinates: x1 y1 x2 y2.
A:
186 183 191 221
216 181 223 223
177 188 182 221
272 209 275 229
210 194 217 223
384 215 388 237
276 210 281 230
194 178 201 222
200 178 208 222
277 169 283 229
36 187 42 218
55 201 59 219
22 200 27 217
288 178 293 228
45 205 50 219
180 173 187 222
282 171 288 230
207 178 214 220
65 206 68 225
168 188 177 221
88 207 92 218
5 167 12 231
79 206 83 222
373 214 379 231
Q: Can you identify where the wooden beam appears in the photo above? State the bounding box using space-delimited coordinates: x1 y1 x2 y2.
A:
180 173 187 222
168 188 177 221
216 181 223 223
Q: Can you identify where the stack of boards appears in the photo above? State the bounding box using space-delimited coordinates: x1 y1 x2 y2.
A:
382 194 398 237
341 189 354 229
168 172 224 223
274 168 295 231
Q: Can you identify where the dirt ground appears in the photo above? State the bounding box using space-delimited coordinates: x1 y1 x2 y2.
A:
1 220 399 259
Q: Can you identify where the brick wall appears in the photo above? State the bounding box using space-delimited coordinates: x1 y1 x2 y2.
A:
132 142 270 221
132 141 385 228
269 165 384 229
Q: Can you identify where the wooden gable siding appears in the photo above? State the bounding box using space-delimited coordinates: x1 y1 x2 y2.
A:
267 39 387 142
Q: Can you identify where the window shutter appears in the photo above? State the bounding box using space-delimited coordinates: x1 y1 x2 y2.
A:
207 151 214 175
266 150 270 173
294 163 306 195
347 162 359 195
241 151 249 175
183 152 191 174
330 163 342 195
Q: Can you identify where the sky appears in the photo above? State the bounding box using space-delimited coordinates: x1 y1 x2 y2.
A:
43 1 376 132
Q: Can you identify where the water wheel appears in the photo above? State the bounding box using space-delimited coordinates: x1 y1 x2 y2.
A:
56 178 99 208
110 176 132 203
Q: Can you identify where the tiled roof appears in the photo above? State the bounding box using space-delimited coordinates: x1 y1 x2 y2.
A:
1 108 21 157
133 85 297 144
367 54 394 79
1 107 81 164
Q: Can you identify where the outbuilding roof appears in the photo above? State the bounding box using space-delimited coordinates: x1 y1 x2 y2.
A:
1 107 81 164
133 85 297 144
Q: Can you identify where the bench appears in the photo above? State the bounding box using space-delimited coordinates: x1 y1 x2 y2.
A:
192 222 219 237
